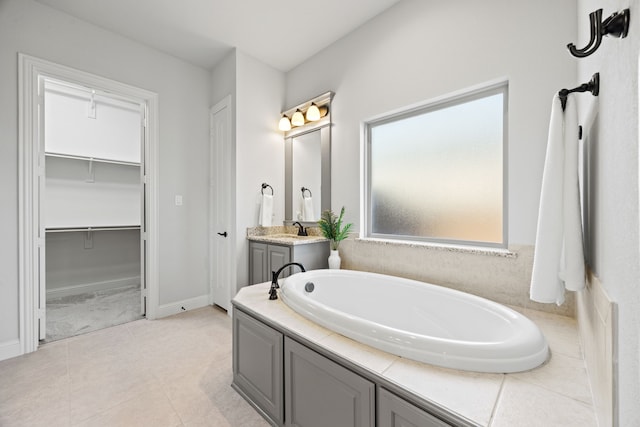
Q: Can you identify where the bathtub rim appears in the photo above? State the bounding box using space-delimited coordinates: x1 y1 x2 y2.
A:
280 269 549 373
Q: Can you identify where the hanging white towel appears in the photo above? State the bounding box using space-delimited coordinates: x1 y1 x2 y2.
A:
302 196 315 221
530 94 585 305
259 194 273 226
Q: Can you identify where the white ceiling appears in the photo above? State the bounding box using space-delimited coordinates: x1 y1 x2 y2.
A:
35 0 402 72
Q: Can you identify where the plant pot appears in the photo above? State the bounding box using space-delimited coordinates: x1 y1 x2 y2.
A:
328 249 341 269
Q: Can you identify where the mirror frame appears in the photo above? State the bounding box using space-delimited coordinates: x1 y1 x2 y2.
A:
283 92 333 223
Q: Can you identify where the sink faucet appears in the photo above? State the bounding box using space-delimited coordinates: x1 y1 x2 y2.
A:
292 221 308 236
269 262 306 300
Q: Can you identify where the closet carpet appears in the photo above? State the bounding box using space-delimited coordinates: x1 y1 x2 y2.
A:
0 306 269 427
46 284 143 342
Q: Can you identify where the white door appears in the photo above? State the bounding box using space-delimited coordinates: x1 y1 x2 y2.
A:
210 96 233 310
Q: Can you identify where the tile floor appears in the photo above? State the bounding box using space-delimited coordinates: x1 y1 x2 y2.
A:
0 306 270 427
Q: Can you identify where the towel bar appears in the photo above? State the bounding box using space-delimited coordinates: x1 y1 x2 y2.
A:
558 73 599 111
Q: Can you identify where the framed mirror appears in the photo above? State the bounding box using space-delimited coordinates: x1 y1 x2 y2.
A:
283 92 332 223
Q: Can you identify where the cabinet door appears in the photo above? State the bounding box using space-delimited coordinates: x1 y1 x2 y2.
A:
378 388 451 427
233 309 284 425
267 244 291 278
285 337 374 427
249 242 268 284
290 241 330 271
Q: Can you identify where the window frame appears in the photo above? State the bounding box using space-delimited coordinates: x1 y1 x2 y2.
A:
361 81 509 249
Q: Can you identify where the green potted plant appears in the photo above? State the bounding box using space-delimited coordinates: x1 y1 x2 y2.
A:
318 207 353 269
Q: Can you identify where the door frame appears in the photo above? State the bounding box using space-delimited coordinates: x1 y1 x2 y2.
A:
209 95 234 311
18 54 160 354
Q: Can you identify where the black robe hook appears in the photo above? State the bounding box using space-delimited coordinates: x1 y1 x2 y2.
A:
567 8 630 58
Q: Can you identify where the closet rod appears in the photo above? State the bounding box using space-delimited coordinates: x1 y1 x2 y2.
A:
45 225 141 233
45 152 140 167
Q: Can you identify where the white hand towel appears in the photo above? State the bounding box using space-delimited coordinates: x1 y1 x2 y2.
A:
302 196 315 221
530 94 585 305
259 194 273 226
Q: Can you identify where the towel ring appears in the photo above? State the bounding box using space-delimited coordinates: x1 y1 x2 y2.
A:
301 187 312 197
261 183 274 195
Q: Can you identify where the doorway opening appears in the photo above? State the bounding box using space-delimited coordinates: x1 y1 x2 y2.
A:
19 54 159 353
42 77 145 341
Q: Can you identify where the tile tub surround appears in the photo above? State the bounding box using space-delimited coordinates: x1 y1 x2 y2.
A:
339 237 576 317
233 283 597 427
577 272 617 427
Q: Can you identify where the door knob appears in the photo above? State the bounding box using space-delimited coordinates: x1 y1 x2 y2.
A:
217 231 228 237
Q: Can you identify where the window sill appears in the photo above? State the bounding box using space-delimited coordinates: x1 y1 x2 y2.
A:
354 237 517 258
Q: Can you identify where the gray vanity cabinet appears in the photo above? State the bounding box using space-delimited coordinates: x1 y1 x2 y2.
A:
378 388 451 427
232 309 284 426
248 240 329 285
249 242 291 285
284 337 375 427
232 307 461 427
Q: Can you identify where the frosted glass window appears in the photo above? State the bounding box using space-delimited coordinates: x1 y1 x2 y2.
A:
366 84 507 247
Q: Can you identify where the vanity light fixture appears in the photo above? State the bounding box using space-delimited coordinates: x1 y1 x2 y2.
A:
305 103 321 121
279 91 333 133
278 114 292 131
291 109 305 127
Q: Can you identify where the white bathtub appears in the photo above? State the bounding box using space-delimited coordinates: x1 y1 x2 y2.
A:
280 269 549 373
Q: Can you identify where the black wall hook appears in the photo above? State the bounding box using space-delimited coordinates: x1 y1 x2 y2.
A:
567 8 630 58
558 73 600 111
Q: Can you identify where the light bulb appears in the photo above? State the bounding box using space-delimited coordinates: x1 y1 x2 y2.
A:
278 115 291 131
291 109 305 127
306 103 321 121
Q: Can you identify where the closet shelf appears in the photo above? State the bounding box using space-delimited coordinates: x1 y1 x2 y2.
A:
46 225 141 233
45 152 140 167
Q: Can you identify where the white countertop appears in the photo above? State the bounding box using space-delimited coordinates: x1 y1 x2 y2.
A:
233 282 597 427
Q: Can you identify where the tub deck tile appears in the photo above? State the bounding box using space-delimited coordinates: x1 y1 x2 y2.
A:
383 358 503 426
317 333 398 374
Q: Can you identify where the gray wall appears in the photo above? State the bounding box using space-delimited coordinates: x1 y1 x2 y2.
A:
210 50 286 293
235 51 285 289
46 230 140 292
285 0 577 245
283 0 578 316
0 0 211 346
576 0 640 424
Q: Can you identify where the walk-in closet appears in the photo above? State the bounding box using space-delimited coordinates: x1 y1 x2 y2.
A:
42 79 145 341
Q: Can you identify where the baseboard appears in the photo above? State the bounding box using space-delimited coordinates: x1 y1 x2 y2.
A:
46 276 141 299
157 294 210 318
0 339 22 362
